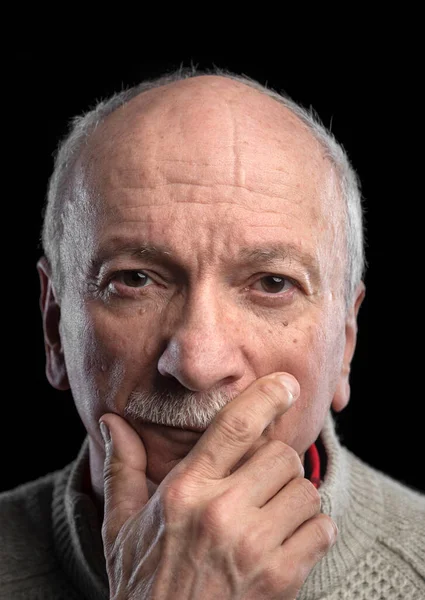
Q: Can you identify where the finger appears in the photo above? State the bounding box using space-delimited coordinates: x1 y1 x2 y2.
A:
262 477 322 546
278 513 337 582
227 440 304 507
100 413 150 543
188 372 299 479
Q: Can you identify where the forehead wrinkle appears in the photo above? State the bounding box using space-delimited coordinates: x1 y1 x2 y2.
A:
153 156 295 184
147 183 294 204
83 76 327 192
73 79 342 273
91 149 297 198
105 180 296 197
101 202 288 225
77 83 334 233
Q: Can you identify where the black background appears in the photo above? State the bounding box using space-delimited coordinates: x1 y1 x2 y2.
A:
4 43 423 494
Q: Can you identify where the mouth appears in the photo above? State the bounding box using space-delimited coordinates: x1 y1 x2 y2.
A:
133 420 207 444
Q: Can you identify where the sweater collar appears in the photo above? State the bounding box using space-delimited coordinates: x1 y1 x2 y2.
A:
52 438 109 600
299 413 384 599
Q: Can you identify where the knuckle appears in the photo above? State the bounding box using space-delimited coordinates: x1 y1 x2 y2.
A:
282 444 304 476
101 519 117 551
266 439 288 458
281 562 301 590
200 496 232 539
103 458 125 484
311 515 337 550
295 478 321 511
256 379 287 408
236 525 266 561
265 440 304 476
261 568 284 593
162 475 198 512
262 559 300 595
216 411 256 445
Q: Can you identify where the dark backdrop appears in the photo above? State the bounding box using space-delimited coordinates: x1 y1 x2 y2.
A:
5 47 423 494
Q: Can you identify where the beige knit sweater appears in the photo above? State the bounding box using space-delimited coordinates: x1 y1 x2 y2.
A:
1 415 424 600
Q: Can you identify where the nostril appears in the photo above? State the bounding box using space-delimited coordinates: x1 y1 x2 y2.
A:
156 326 245 392
152 370 192 396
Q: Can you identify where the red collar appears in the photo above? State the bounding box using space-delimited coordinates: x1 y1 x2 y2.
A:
305 443 321 489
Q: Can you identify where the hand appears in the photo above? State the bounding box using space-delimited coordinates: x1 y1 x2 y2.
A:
100 373 337 599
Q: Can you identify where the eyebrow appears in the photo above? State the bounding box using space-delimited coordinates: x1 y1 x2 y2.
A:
237 244 320 280
238 245 315 267
90 241 320 283
90 244 174 276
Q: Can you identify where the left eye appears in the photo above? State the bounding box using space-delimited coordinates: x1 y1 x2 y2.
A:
113 271 154 288
252 275 293 294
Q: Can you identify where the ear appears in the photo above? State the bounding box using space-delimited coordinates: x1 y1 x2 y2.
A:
37 257 70 391
332 281 365 413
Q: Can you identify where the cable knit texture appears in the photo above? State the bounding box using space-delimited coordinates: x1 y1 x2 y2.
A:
1 415 424 599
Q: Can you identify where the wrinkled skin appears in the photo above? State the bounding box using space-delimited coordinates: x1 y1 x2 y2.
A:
38 75 364 598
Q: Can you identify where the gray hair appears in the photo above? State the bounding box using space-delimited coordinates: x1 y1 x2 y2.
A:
41 65 365 306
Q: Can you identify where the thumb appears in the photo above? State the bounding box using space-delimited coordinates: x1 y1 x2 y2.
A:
99 413 150 543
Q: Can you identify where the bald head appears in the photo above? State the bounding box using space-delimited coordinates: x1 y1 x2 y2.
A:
78 75 330 213
42 68 364 305
88 74 323 154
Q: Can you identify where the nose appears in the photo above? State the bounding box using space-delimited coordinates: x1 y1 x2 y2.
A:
157 286 245 392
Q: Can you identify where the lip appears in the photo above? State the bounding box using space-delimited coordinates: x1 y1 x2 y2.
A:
135 421 206 444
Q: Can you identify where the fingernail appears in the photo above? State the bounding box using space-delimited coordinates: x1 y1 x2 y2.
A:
99 421 111 446
273 373 299 403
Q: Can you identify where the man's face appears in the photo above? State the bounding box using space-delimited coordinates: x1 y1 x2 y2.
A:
40 77 362 492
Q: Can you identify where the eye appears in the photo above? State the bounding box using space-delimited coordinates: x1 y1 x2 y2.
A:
112 270 154 288
252 275 294 294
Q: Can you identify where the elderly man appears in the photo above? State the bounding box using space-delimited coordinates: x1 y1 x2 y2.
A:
1 68 424 600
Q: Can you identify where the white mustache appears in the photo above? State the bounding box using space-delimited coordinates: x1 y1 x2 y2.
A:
124 388 232 430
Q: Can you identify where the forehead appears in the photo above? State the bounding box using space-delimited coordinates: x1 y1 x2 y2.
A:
81 76 331 194
69 77 343 277
81 78 335 204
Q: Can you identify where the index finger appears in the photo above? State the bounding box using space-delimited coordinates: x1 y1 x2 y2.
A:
187 372 299 479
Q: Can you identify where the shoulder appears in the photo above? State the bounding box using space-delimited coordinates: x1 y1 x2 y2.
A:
0 471 58 549
347 449 425 535
347 449 425 582
321 416 424 549
370 458 424 569
316 417 425 598
0 466 74 598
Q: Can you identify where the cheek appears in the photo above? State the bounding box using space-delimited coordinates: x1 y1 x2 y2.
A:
61 303 162 419
258 320 327 393
257 318 343 452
